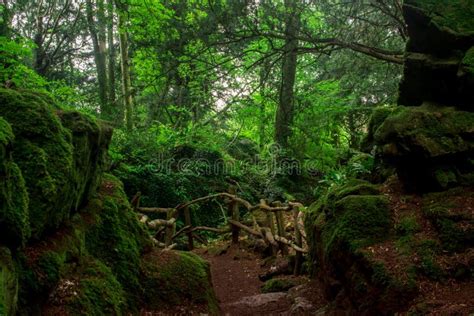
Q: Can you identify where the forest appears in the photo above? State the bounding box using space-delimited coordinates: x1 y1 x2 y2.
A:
0 0 473 315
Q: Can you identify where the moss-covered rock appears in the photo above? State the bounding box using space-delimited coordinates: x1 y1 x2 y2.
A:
373 106 474 191
0 117 30 248
140 250 218 314
305 181 416 314
399 1 474 109
85 174 151 309
261 278 299 293
0 89 112 239
58 110 112 211
422 188 474 252
0 248 18 316
43 257 125 315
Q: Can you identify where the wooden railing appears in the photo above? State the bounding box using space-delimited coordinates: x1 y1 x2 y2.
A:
131 188 307 275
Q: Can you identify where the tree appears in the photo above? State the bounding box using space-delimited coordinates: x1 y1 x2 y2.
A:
86 0 109 114
275 0 300 148
115 0 133 130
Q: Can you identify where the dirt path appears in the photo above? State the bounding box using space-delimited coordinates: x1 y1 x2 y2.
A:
196 244 327 315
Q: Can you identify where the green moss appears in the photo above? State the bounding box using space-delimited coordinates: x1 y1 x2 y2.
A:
462 46 474 74
0 89 112 239
85 174 151 310
434 169 457 189
396 216 420 236
415 239 444 280
0 247 18 316
58 110 112 211
322 195 391 255
0 117 13 147
0 116 30 248
261 278 298 293
375 107 474 158
406 0 474 34
140 251 218 314
64 257 125 315
0 88 74 238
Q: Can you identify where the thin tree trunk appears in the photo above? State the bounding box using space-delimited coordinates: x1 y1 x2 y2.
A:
107 0 116 110
116 0 133 130
274 0 299 149
86 0 109 115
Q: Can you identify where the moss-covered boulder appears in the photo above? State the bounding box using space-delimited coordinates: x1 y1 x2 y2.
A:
0 117 30 248
422 188 474 253
84 173 151 309
373 106 474 191
398 0 474 110
0 248 18 316
43 257 126 315
306 180 416 313
140 250 218 314
0 88 112 239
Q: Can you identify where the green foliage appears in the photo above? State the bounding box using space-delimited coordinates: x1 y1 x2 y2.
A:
0 37 46 89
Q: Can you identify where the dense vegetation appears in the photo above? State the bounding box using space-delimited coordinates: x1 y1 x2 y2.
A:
0 0 406 211
1 0 473 314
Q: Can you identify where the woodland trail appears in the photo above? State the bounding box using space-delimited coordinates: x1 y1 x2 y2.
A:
196 244 327 315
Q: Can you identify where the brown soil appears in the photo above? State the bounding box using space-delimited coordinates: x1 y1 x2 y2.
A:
196 243 267 314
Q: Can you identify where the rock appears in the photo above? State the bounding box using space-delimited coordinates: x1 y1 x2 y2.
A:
224 292 291 314
305 181 415 314
0 88 112 239
0 117 29 248
373 106 474 192
398 0 474 110
261 278 299 293
140 250 218 314
290 297 315 314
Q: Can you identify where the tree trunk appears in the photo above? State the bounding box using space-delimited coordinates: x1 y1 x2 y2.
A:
0 0 12 37
116 0 133 130
274 0 299 149
107 0 116 111
86 0 109 115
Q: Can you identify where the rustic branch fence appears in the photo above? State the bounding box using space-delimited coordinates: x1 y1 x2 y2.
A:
131 188 307 275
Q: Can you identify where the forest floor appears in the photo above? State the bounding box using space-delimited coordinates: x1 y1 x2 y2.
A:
195 242 327 315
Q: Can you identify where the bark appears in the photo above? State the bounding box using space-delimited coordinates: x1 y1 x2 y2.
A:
107 0 116 108
275 0 300 148
116 0 133 130
86 0 109 114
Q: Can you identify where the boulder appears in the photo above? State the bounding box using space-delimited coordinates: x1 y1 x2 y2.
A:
0 117 29 248
305 181 416 314
398 0 474 110
373 106 474 191
0 88 112 239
